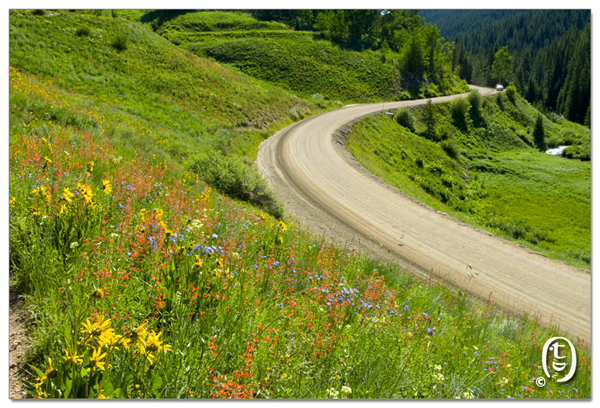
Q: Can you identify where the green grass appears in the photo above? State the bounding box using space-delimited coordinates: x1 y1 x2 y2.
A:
9 9 340 216
9 10 590 400
347 92 590 268
144 10 469 103
156 10 289 32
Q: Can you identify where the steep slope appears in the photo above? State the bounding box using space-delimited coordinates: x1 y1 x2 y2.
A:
148 10 468 102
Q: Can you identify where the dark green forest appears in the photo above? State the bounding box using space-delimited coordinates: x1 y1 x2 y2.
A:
420 9 590 125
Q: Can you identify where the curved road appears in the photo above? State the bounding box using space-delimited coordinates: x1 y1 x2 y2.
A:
256 87 590 343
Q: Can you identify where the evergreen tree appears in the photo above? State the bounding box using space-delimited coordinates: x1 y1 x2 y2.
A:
533 114 546 151
419 99 437 137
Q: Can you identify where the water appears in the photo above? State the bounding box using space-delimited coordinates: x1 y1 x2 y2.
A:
545 146 569 157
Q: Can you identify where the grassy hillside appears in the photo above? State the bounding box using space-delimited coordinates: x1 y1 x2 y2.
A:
146 11 468 102
347 90 590 268
9 10 590 399
10 10 351 217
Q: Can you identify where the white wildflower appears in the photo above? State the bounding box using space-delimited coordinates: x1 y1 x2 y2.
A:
326 388 339 399
462 391 475 399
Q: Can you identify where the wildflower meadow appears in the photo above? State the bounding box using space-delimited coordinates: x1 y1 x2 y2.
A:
8 9 591 400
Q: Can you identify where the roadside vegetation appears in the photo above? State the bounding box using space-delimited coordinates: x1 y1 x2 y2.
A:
347 90 590 268
9 10 590 399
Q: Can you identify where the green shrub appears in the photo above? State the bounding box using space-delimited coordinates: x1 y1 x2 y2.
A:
562 144 591 161
468 89 481 117
75 26 90 37
189 152 283 218
309 93 326 108
32 9 45 16
395 108 415 132
451 97 470 127
111 33 128 51
289 106 309 121
505 83 517 102
440 139 461 159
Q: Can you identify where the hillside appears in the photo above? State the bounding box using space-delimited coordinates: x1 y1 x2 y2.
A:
9 9 590 399
419 10 526 39
147 10 469 102
347 90 590 268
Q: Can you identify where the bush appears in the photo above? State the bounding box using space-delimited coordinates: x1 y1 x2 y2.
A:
289 107 309 121
441 139 461 159
32 9 45 16
189 152 283 218
562 144 591 161
451 97 470 127
111 34 128 52
505 84 517 102
309 93 326 108
468 89 481 117
75 26 90 37
395 108 415 132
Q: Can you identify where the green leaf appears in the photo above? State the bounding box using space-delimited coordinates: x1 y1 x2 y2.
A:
151 375 163 395
28 364 44 378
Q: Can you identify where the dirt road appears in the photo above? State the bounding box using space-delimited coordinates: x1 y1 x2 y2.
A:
257 86 590 343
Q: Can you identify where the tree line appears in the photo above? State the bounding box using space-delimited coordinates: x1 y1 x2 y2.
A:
424 9 590 125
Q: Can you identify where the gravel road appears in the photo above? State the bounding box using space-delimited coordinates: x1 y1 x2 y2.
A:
256 86 590 343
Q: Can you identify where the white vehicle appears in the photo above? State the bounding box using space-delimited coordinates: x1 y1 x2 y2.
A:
495 83 504 92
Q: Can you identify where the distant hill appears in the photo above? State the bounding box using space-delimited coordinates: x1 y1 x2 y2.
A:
420 9 590 125
419 10 526 39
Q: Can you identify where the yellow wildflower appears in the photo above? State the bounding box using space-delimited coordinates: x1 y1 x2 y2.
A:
88 347 107 372
102 179 112 195
77 183 93 204
63 187 74 203
91 288 105 299
31 185 47 196
279 220 288 232
127 321 149 345
137 343 156 364
37 357 58 383
145 330 172 354
9 197 16 208
194 255 203 268
63 349 83 366
80 315 114 343
98 330 122 350
86 161 94 173
34 382 48 399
